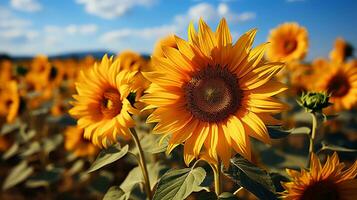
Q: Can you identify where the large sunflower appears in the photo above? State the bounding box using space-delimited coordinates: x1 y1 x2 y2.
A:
282 153 357 200
266 23 308 62
142 18 288 166
69 55 138 147
315 60 357 112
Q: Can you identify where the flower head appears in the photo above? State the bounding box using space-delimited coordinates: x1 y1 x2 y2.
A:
329 37 353 63
0 80 20 123
282 152 357 200
315 60 357 112
298 91 331 113
266 22 308 62
65 126 99 157
69 55 138 147
142 18 288 166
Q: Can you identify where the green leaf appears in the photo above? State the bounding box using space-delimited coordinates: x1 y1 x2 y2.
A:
268 126 310 139
1 120 21 135
87 144 128 173
218 192 239 200
2 142 19 160
121 162 164 192
103 186 129 200
68 160 85 176
20 141 41 157
319 142 357 153
224 154 277 200
153 167 207 200
43 134 63 154
2 161 34 190
25 169 63 188
143 134 171 154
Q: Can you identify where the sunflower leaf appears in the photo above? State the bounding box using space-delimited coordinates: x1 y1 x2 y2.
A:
2 161 34 190
319 142 357 153
224 154 277 200
103 186 129 200
87 144 129 173
121 162 164 193
268 126 310 139
153 167 207 200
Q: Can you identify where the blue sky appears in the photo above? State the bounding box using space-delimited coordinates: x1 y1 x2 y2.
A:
0 0 356 60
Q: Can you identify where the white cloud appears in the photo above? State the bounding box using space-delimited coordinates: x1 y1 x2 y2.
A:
175 3 256 26
100 25 176 43
0 6 37 44
44 24 98 35
76 0 157 19
10 0 42 12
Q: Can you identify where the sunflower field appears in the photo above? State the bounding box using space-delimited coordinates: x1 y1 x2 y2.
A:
1 2 357 200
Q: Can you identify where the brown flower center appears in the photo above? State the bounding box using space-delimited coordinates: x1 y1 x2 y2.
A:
327 74 350 97
183 66 242 122
100 89 122 119
300 180 339 200
284 40 298 55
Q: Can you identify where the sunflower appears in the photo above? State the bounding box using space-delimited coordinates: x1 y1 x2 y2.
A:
152 35 178 58
0 81 20 123
0 59 13 82
329 38 352 63
69 55 139 147
64 126 99 157
141 18 288 166
117 51 151 100
266 23 308 62
282 153 357 200
315 60 357 112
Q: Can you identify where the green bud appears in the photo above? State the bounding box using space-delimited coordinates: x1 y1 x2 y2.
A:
297 91 332 113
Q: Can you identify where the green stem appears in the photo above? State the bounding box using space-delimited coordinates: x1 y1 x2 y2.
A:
130 128 152 200
211 161 222 196
307 112 317 167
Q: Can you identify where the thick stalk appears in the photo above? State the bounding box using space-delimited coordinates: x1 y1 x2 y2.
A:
211 161 222 196
130 128 152 200
307 112 317 167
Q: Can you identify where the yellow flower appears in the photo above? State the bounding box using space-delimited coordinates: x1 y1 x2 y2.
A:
266 22 308 62
117 51 151 100
282 153 357 200
152 35 178 58
0 60 13 82
141 18 288 166
0 80 20 123
315 60 357 112
69 55 138 147
65 126 99 157
329 37 350 63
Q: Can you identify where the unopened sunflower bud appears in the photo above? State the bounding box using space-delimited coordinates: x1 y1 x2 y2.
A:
297 92 331 113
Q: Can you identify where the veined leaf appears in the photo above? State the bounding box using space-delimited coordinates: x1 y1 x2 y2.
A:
87 144 128 173
2 161 34 190
153 167 207 200
121 162 164 193
224 154 277 200
103 186 129 200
